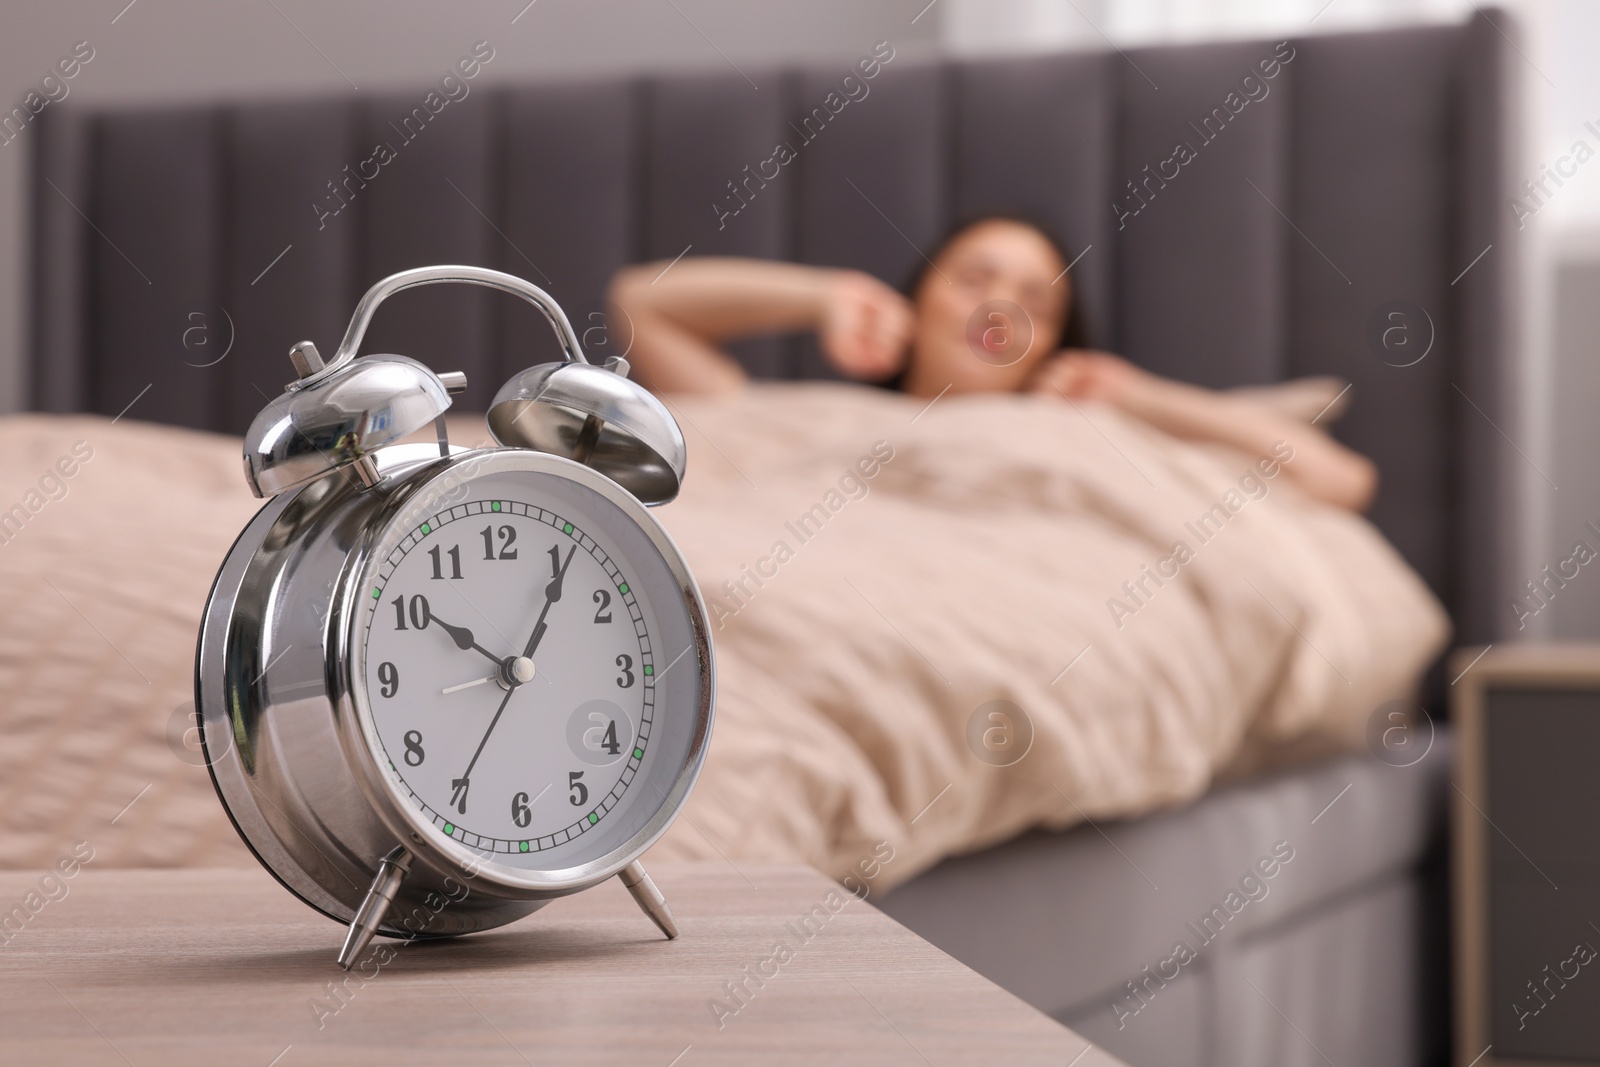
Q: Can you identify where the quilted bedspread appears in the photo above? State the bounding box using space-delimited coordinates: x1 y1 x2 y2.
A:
0 384 1447 889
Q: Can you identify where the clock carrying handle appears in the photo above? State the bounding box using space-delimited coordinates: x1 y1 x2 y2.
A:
298 265 590 390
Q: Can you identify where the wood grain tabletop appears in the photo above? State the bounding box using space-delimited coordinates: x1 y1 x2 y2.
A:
0 862 1124 1066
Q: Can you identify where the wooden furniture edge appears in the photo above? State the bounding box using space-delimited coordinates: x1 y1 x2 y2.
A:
1451 642 1600 1067
1453 647 1490 1067
1452 642 1600 684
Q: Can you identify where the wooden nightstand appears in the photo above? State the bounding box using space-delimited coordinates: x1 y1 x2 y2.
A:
0 862 1123 1066
1453 644 1600 1067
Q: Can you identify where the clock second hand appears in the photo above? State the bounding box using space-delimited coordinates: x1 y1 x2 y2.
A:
442 657 537 695
451 544 577 814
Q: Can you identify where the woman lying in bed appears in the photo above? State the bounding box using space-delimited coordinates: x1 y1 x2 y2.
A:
608 215 1376 512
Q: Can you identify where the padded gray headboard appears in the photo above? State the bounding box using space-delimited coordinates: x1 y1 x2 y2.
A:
29 13 1518 644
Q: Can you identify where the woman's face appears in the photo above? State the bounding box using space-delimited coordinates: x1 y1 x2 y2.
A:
905 220 1070 396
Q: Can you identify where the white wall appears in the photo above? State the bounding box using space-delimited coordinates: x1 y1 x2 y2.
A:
0 0 937 412
1482 0 1600 640
940 0 1485 52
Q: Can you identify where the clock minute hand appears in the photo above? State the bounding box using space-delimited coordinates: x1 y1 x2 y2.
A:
520 544 577 660
454 545 578 808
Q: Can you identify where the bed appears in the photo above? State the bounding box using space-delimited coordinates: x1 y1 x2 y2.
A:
20 10 1519 1066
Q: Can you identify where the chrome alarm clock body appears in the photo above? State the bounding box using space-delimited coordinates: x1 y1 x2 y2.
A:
195 266 714 966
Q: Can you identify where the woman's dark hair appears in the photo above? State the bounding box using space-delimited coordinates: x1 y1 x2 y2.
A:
902 211 1093 351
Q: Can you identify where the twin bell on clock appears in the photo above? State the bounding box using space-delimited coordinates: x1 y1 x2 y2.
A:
196 266 715 968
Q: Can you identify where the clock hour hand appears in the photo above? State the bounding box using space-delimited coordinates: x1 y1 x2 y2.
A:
427 614 506 668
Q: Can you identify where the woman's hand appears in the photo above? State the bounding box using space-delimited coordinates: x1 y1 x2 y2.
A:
1035 349 1377 511
1029 350 1148 404
609 259 906 395
818 270 914 380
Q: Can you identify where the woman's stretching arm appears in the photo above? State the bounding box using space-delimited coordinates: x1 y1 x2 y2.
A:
1034 352 1378 512
607 258 912 395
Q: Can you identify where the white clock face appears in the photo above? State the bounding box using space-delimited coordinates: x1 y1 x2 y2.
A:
355 459 706 874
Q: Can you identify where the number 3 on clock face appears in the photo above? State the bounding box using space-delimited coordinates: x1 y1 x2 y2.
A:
355 462 702 874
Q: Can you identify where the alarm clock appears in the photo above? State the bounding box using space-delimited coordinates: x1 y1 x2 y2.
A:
196 265 714 968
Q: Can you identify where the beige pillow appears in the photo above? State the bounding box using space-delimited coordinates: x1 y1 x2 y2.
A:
1227 376 1350 425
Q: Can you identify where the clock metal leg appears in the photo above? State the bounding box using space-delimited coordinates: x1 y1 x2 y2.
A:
337 846 412 969
618 860 678 940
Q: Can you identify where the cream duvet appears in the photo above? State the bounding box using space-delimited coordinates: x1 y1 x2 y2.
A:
0 385 1447 888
